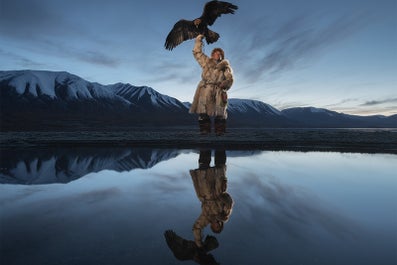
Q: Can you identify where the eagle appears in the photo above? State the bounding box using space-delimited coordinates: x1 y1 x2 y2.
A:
164 0 238 50
164 230 220 264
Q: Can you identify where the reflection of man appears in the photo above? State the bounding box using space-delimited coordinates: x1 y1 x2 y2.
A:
164 149 233 265
190 149 233 248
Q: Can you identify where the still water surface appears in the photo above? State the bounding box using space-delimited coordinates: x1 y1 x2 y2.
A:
0 148 396 265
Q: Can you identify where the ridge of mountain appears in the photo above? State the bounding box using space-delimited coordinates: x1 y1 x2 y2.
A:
1 70 395 130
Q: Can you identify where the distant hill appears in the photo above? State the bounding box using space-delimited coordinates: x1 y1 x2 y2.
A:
282 107 397 128
227 98 298 127
0 70 395 130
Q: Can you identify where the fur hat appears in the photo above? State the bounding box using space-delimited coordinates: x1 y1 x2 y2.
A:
211 48 225 60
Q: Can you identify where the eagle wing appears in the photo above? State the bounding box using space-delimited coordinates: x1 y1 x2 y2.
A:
164 230 197 260
201 0 238 26
164 19 200 50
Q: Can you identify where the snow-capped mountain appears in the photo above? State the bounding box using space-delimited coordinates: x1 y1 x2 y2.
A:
112 83 187 110
1 70 395 129
0 147 182 185
282 107 397 128
227 98 297 127
0 70 193 130
228 98 282 115
0 70 188 110
1 70 121 100
183 98 295 127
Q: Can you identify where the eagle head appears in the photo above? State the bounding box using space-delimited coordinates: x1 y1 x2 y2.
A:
193 18 202 28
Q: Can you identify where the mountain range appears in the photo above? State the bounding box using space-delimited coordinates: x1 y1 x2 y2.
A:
0 70 395 130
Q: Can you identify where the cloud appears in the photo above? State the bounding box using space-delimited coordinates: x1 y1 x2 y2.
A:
0 0 122 68
235 173 360 241
324 98 360 107
234 11 371 82
0 49 46 68
360 98 397 106
75 187 121 204
67 49 121 67
1 37 121 69
0 0 64 38
145 59 198 84
341 97 397 116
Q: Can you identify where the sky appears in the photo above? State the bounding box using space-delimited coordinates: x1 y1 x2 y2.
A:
0 0 396 116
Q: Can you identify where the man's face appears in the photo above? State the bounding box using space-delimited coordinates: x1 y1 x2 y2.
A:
210 221 222 233
212 51 221 61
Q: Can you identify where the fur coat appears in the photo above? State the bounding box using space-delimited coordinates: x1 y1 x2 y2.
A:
190 165 233 247
189 37 234 119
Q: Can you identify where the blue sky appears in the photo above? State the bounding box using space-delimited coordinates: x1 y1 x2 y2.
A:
1 0 396 116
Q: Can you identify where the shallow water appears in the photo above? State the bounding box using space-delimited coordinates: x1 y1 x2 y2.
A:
0 148 396 265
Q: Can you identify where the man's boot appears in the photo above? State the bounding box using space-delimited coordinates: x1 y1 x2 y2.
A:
214 117 226 136
199 114 211 135
199 149 211 169
215 149 226 167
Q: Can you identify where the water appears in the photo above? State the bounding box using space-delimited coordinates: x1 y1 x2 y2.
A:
0 148 396 265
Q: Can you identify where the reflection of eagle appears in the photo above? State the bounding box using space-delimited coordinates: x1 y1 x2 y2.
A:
164 0 238 50
164 230 220 265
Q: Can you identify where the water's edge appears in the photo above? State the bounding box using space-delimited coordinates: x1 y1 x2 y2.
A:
1 129 396 153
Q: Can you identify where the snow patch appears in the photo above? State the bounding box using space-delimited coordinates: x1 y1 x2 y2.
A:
8 71 57 98
229 99 282 115
309 107 326 113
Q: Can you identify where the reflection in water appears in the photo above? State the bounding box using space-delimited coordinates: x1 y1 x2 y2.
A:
0 147 181 184
1 148 396 265
164 149 233 265
164 231 220 265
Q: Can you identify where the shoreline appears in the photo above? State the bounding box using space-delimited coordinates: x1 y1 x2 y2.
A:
1 128 396 154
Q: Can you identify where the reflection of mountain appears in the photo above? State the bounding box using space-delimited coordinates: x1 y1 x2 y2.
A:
0 148 182 185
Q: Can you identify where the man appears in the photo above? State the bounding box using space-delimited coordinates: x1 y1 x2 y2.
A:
189 34 234 135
